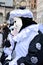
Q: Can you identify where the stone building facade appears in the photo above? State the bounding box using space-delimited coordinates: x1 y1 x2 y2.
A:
0 0 14 24
0 0 37 24
28 0 37 21
0 7 13 24
37 0 43 23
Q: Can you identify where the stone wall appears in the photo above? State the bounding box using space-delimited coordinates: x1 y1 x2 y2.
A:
0 7 13 24
37 0 43 23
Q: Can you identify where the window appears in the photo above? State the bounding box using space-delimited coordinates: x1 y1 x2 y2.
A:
31 4 34 9
29 1 30 3
34 4 36 8
34 0 36 3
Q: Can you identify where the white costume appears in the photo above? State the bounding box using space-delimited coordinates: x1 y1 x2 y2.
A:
3 9 43 65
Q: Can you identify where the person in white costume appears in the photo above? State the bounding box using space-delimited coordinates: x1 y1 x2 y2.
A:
3 9 43 65
9 23 43 65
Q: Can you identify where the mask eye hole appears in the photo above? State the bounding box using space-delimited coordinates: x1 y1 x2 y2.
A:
14 21 16 23
11 28 14 30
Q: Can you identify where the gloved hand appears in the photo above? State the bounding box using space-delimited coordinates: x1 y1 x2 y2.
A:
5 55 12 60
9 59 17 65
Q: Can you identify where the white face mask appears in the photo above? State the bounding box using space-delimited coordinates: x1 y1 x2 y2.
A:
14 17 22 32
9 17 22 36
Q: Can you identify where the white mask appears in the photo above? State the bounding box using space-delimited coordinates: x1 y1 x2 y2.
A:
9 17 22 36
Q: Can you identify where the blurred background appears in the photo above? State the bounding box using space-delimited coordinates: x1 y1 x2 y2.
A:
0 0 43 24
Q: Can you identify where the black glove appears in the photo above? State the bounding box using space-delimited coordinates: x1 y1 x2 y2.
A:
2 40 11 47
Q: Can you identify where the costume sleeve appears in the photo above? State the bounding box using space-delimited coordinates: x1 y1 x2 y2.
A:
8 33 15 50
